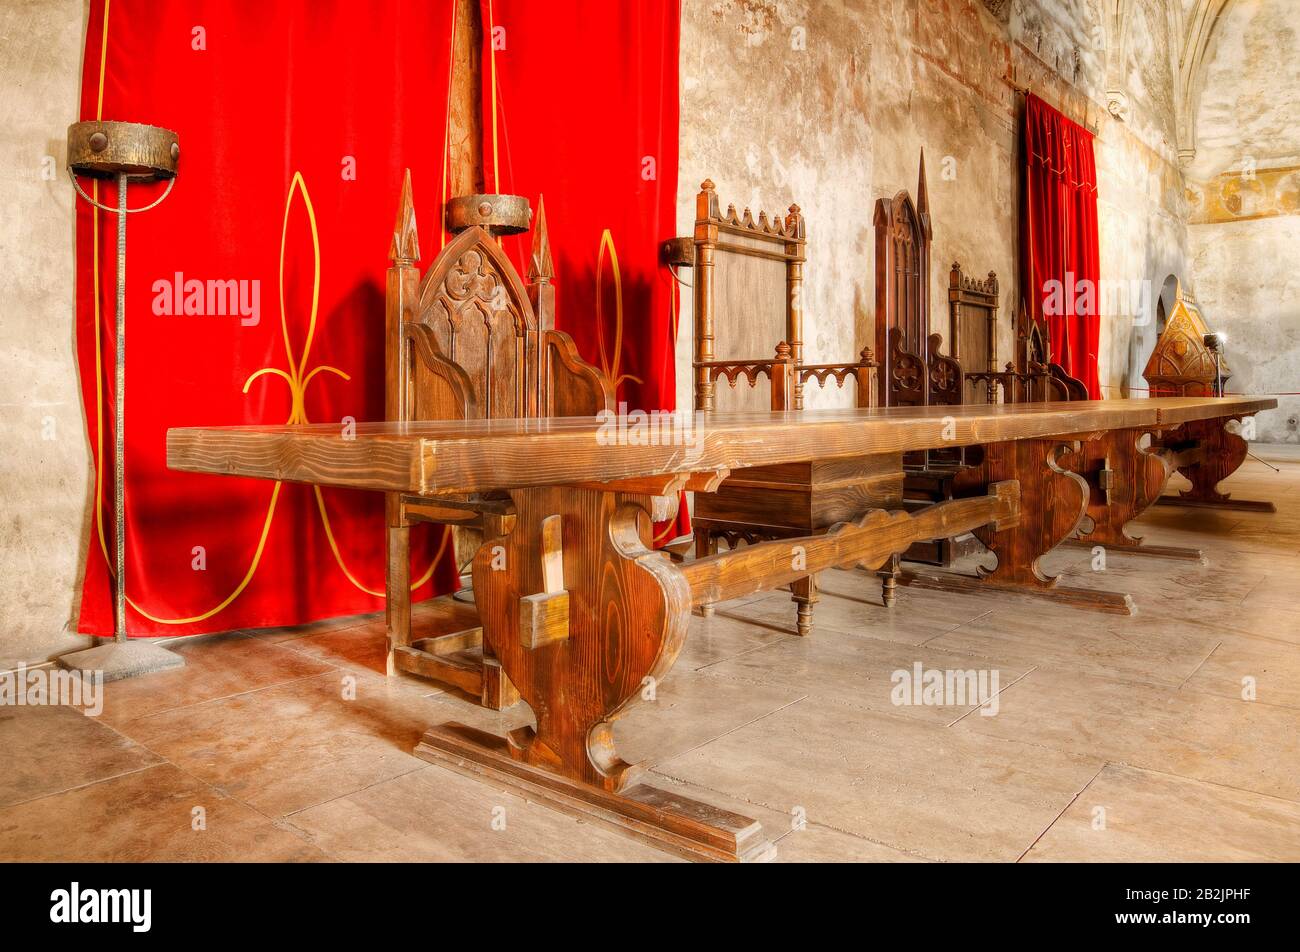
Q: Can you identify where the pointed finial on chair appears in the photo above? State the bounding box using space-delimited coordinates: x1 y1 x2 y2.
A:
529 194 555 284
389 169 420 265
786 204 801 231
701 179 715 192
917 149 930 218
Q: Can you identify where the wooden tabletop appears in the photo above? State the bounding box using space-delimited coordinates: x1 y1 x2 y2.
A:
166 397 1276 496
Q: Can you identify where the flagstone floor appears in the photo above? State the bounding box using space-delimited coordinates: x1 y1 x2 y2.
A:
3 457 1299 862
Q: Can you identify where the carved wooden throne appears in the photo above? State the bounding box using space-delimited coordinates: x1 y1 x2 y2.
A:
688 180 878 636
385 171 614 709
1143 280 1227 397
1141 281 1272 512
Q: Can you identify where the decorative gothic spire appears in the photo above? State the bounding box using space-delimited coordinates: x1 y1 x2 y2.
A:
528 193 554 283
389 168 420 265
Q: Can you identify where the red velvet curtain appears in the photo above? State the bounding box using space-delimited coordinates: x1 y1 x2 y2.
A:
73 0 683 637
74 0 462 638
483 0 686 542
1021 94 1102 398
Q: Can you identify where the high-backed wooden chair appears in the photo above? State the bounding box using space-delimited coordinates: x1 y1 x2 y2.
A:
870 154 980 567
872 157 1083 572
688 180 879 636
384 171 614 709
873 153 964 415
948 262 1000 404
692 180 806 413
964 297 1088 403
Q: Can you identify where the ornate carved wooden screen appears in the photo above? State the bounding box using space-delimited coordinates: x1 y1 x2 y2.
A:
873 152 962 409
1143 280 1226 396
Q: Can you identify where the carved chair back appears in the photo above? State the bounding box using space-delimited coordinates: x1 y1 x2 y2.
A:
873 152 963 411
387 173 613 433
690 181 874 413
1012 299 1089 402
960 303 1087 404
948 262 999 404
691 180 805 412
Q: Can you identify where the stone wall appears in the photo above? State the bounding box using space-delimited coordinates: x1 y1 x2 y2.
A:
0 0 93 667
676 0 1192 413
1181 0 1300 443
1189 215 1300 443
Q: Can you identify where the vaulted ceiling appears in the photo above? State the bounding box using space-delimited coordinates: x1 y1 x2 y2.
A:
1186 0 1300 179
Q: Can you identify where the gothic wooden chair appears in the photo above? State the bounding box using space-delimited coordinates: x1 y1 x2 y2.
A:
872 154 977 567
948 262 1000 405
384 171 614 709
873 152 965 417
687 180 878 636
873 157 1085 577
964 296 1089 403
1141 282 1273 511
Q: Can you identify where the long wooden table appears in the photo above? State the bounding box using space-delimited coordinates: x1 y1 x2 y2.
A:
168 396 1273 861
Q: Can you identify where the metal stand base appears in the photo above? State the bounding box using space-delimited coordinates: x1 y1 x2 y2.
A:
58 640 185 682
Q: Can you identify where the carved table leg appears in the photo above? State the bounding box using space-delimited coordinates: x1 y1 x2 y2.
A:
414 487 775 863
879 553 900 607
898 438 1136 615
791 575 818 636
414 481 1020 861
1154 416 1275 513
384 505 411 679
694 528 715 617
1061 429 1206 563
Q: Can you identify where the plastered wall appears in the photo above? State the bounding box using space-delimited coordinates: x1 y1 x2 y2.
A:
1190 216 1300 443
0 0 93 667
1182 0 1300 443
676 0 1194 415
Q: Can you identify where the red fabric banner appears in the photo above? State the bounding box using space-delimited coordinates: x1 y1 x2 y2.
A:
483 0 687 542
75 0 462 637
1021 93 1102 398
485 0 680 412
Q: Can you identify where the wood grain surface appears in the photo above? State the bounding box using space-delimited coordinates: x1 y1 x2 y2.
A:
167 397 1276 496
